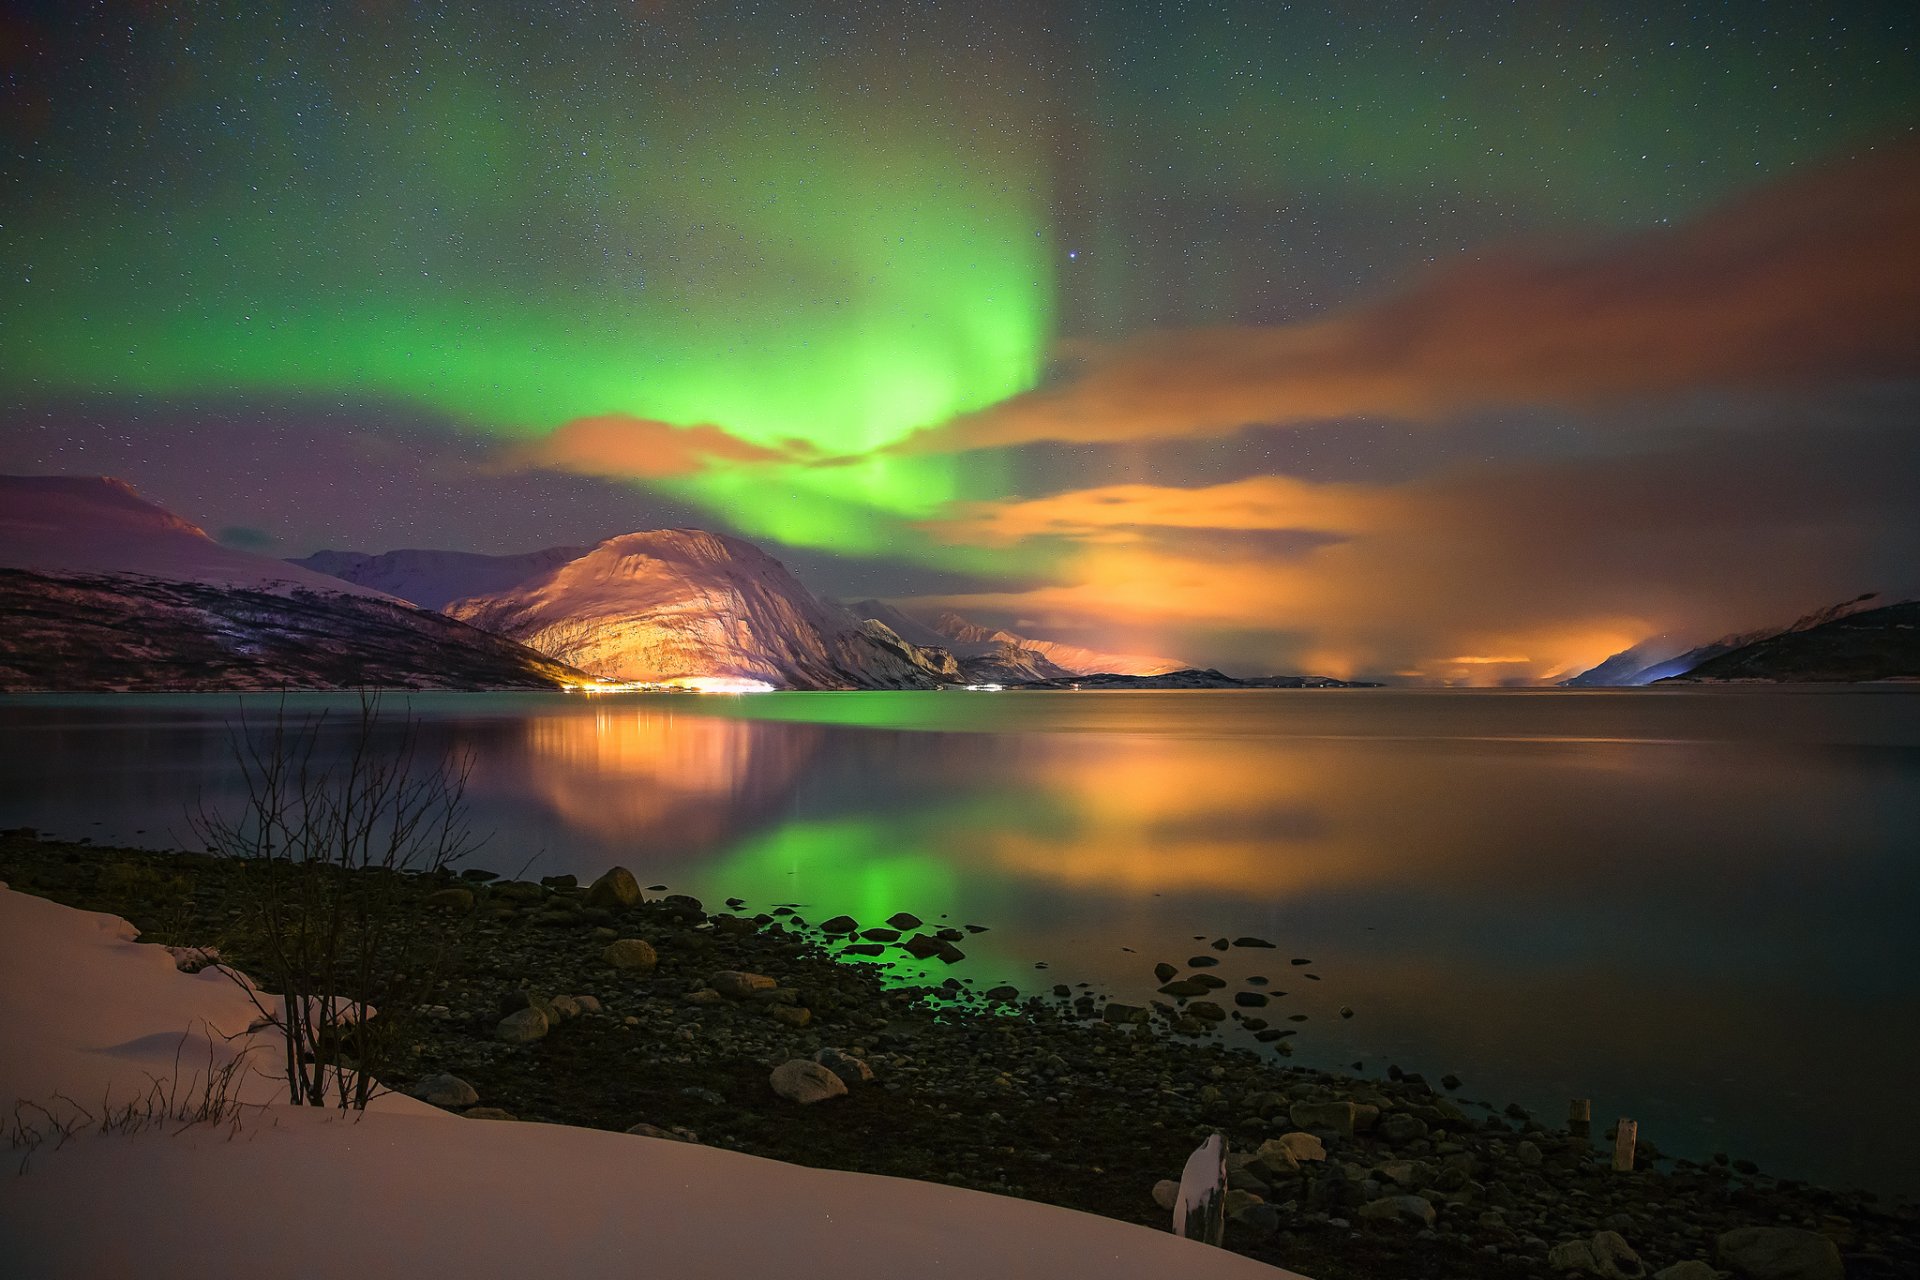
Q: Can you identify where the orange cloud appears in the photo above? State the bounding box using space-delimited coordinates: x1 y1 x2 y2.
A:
905 139 1920 452
923 474 1379 545
501 414 803 479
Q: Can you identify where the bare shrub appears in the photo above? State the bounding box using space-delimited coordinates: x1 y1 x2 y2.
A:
190 694 480 1109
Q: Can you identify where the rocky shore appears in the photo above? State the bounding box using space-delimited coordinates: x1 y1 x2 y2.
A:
2 831 1912 1280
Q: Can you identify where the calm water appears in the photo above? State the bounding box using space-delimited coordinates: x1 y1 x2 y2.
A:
2 689 1917 1197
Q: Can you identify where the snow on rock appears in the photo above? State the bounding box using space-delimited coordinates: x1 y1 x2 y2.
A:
847 600 1187 678
293 545 590 610
0 882 1299 1280
0 475 391 598
446 529 960 690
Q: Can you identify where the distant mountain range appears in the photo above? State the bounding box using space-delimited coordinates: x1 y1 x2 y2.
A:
846 600 1185 680
0 477 583 691
1564 593 1916 686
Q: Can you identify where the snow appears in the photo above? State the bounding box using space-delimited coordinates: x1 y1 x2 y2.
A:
0 882 1300 1279
0 475 391 599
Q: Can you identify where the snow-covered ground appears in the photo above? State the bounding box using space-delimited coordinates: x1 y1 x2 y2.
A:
0 882 1297 1279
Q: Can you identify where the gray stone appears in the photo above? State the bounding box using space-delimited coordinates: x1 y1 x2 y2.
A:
1378 1112 1430 1145
601 938 658 971
1233 1201 1281 1237
1714 1228 1843 1280
585 866 642 910
1151 1179 1180 1212
1290 1099 1359 1136
495 1006 549 1044
403 1073 478 1108
711 970 778 999
1357 1195 1436 1228
770 1058 848 1104
812 1047 874 1087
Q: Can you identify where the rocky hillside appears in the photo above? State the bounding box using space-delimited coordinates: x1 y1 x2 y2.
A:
0 475 586 691
1656 600 1919 683
847 600 1183 678
293 546 589 611
1564 594 1885 686
445 530 960 690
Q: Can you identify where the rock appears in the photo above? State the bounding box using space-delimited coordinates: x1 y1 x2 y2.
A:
770 1058 848 1105
584 866 642 910
424 887 474 912
1517 1139 1543 1166
1547 1232 1647 1280
1234 992 1269 1008
902 934 944 959
1233 937 1276 948
403 1073 479 1108
887 912 923 930
1714 1227 1843 1280
1290 1100 1359 1136
1158 979 1210 998
625 1122 690 1141
711 970 778 999
1378 1112 1429 1145
1187 1001 1227 1021
860 927 901 942
984 985 1019 1001
1272 1131 1327 1163
1290 957 1312 966
495 1007 549 1044
1102 1002 1147 1024
1653 1264 1729 1280
1223 1188 1264 1219
1191 974 1226 990
601 938 658 971
546 994 581 1021
818 915 858 933
768 1005 812 1028
572 994 603 1014
1187 955 1220 968
1357 1195 1436 1228
1153 962 1179 982
1233 1201 1281 1237
1553 1241 1602 1274
1152 1179 1180 1212
463 1108 516 1121
659 893 705 919
813 1047 874 1087
1339 1006 1354 1019
491 880 545 903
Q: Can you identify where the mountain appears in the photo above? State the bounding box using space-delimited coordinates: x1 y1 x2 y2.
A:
1564 594 1886 686
0 476 585 692
445 530 961 690
292 546 588 611
845 601 1183 678
1009 669 1380 690
1654 600 1920 683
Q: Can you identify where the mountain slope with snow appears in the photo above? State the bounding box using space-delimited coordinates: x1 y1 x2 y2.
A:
0 475 586 691
447 531 961 690
293 545 590 610
847 601 1184 677
1563 594 1887 686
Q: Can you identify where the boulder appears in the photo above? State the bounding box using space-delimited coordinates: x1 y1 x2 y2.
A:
1153 963 1179 982
710 970 778 999
1357 1195 1436 1228
601 938 658 971
1290 1099 1359 1136
403 1073 479 1108
1714 1228 1843 1280
886 912 923 930
812 1047 874 1087
495 1007 549 1044
1270 1131 1326 1163
1151 1179 1180 1212
1102 1002 1147 1024
424 887 474 912
770 1058 848 1105
1550 1231 1646 1279
1187 1000 1227 1021
1377 1112 1430 1145
818 915 859 934
584 866 642 909
768 1005 812 1028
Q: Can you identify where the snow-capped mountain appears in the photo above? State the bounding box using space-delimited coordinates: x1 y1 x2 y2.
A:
443 530 961 690
1563 593 1886 686
847 600 1185 678
291 546 589 611
0 476 585 692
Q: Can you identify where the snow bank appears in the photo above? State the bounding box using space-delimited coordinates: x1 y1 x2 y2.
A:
0 883 1298 1279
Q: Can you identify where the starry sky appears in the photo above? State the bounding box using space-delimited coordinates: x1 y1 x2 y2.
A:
3 1 1918 681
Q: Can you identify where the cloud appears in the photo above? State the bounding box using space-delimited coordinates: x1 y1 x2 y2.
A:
906 139 1920 453
923 474 1378 546
916 413 1920 681
500 415 806 479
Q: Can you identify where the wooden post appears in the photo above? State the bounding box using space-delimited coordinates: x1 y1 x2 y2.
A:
1568 1098 1591 1140
1612 1118 1638 1172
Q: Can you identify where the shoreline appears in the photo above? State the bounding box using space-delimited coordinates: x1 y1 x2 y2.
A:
2 831 1914 1279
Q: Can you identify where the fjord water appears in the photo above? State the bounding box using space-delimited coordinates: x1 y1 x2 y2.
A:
2 689 1916 1197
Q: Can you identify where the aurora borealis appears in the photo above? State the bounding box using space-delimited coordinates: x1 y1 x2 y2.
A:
4 1 1919 681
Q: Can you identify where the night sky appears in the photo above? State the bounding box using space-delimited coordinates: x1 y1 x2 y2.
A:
3 2 1917 681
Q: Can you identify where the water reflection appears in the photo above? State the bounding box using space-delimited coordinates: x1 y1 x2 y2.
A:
0 689 1915 1196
